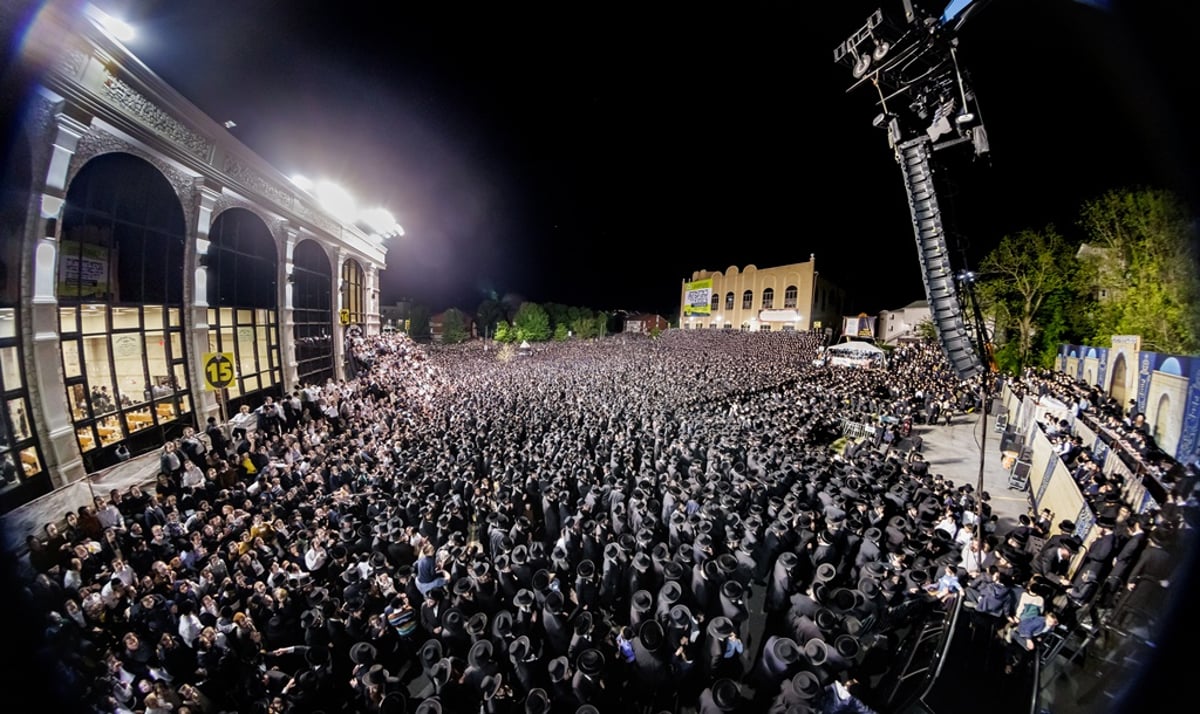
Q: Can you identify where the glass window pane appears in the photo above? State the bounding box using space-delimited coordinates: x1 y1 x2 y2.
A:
237 325 257 375
62 340 82 379
8 399 31 441
219 307 233 326
145 332 169 401
0 309 14 339
176 393 191 416
58 307 77 335
66 383 89 421
111 333 145 408
154 399 177 422
226 376 242 399
76 425 96 452
1 346 22 391
257 327 273 370
19 446 41 476
207 308 217 328
258 308 271 325
81 305 107 334
82 335 116 415
172 363 188 394
169 308 181 328
111 306 140 330
237 308 253 324
96 415 123 446
243 375 260 393
125 407 154 434
144 305 164 329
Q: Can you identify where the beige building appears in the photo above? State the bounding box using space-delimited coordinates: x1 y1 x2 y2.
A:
877 300 933 344
679 256 844 332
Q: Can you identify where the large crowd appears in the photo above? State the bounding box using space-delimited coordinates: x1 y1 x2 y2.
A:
10 330 1194 714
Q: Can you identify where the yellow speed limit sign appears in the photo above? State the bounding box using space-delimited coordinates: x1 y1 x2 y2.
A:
202 352 235 390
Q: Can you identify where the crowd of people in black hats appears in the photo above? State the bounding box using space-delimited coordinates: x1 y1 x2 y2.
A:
12 330 1195 714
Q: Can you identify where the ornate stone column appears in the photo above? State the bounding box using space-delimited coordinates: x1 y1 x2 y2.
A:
278 225 300 390
29 107 89 487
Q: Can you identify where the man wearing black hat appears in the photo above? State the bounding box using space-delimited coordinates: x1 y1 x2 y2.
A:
571 648 607 708
698 677 742 714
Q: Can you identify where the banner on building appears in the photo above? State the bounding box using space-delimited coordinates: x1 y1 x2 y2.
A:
683 279 713 316
841 314 876 339
58 241 110 298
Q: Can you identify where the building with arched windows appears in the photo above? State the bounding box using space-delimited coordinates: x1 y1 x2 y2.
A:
0 5 392 511
678 256 845 333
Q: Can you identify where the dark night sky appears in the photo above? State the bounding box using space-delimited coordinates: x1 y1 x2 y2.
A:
20 0 1200 316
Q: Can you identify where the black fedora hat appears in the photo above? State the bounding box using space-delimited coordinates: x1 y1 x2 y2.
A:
511 544 529 565
514 589 535 609
577 648 605 676
777 551 799 570
492 609 514 638
441 607 465 632
548 655 570 682
419 639 443 669
834 634 861 662
804 638 829 667
660 580 683 605
709 616 735 638
814 562 838 585
773 636 802 664
363 663 389 687
545 590 565 613
350 640 378 666
466 611 489 637
670 604 694 629
721 579 744 601
577 559 596 579
508 635 532 661
791 670 822 699
429 658 452 688
573 610 594 636
469 639 494 668
525 688 551 714
633 551 653 572
711 678 741 711
640 619 665 651
414 698 442 714
716 553 739 576
481 673 502 700
662 560 685 582
532 569 551 592
632 590 653 613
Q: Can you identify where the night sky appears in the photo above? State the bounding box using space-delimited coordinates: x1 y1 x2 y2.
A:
14 0 1200 316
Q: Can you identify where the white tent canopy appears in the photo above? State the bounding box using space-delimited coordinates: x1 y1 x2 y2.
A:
825 340 885 368
827 340 884 355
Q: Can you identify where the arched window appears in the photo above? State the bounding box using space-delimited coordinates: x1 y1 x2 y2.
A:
725 292 734 310
293 240 333 387
342 258 365 325
710 293 719 311
742 290 753 309
0 135 47 502
784 285 798 308
762 287 774 309
59 153 191 472
207 208 281 411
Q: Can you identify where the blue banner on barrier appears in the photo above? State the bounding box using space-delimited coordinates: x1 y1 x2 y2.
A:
1178 376 1200 466
1136 352 1163 416
1036 453 1057 508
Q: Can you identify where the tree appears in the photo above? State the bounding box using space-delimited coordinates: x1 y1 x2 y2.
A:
409 304 431 341
513 302 552 342
476 298 506 340
554 323 569 341
1077 188 1200 353
440 308 469 344
915 317 937 341
494 321 514 343
977 226 1076 372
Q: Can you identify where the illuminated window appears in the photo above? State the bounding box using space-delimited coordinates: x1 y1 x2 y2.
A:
207 208 281 411
762 288 775 309
784 285 798 308
342 259 365 325
58 153 191 472
294 240 334 387
725 292 734 310
710 293 719 311
742 290 753 309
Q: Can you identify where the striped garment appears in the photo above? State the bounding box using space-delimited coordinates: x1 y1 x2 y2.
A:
386 603 417 638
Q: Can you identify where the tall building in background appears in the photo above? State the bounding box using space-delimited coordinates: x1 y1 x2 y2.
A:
678 256 844 333
0 5 392 510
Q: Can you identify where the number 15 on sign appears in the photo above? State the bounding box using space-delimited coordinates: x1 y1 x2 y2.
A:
202 352 235 390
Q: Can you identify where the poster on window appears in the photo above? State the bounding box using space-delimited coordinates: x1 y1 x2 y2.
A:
683 279 712 316
841 314 876 339
58 241 110 298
